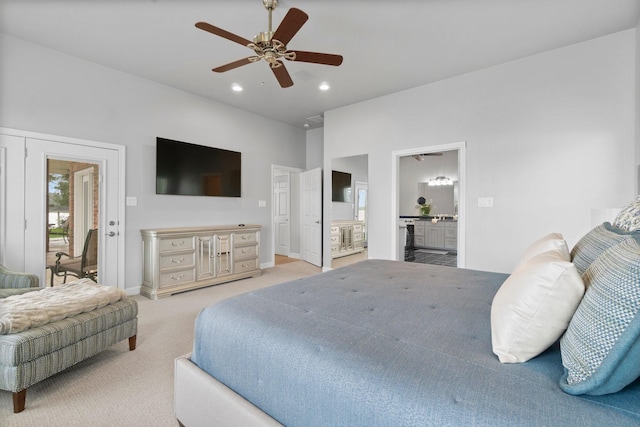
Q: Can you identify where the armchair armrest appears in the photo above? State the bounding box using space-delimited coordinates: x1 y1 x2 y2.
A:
54 251 71 264
0 264 39 289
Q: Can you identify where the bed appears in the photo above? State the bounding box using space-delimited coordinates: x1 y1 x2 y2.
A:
175 209 640 426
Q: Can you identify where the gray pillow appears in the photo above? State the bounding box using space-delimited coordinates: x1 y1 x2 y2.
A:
570 222 639 276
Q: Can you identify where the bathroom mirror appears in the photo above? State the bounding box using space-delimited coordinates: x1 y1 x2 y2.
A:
417 181 458 216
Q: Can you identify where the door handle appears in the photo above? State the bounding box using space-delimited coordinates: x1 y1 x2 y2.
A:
106 231 117 237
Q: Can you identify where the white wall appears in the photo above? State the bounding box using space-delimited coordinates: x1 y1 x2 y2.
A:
0 34 306 292
636 19 640 195
306 128 324 170
324 30 636 273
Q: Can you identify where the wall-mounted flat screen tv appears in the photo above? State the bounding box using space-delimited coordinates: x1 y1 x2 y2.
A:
156 137 241 197
332 170 352 203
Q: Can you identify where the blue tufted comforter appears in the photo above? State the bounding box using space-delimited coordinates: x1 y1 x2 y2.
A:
192 260 640 426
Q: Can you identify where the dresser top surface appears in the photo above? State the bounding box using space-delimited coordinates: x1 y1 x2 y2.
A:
141 224 261 236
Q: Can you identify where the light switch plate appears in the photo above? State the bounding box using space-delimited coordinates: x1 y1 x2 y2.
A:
258 200 267 207
126 196 137 206
478 197 493 208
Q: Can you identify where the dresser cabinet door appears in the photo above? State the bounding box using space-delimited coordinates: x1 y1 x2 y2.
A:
196 236 215 280
215 234 232 277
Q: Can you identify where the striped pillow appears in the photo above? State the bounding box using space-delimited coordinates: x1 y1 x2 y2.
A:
560 238 640 395
570 222 638 276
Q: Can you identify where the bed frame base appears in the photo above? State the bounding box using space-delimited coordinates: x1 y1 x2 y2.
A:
174 354 282 427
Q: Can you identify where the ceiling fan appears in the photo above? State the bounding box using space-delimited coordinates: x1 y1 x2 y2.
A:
195 0 343 88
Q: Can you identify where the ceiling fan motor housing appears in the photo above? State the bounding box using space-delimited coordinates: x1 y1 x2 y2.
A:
253 31 273 45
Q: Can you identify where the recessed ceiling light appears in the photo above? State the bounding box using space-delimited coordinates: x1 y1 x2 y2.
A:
231 83 243 92
319 82 330 91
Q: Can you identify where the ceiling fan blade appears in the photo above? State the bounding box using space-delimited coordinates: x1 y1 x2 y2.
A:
271 62 294 88
272 8 308 45
289 50 343 66
195 22 252 47
212 57 254 73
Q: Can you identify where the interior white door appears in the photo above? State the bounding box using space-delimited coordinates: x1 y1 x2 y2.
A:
301 167 322 267
273 173 290 256
0 134 26 270
24 138 122 288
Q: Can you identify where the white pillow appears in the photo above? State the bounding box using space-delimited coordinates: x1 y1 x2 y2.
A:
517 233 570 268
491 249 585 363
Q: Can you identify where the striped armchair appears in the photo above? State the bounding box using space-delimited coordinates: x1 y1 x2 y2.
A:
0 265 40 298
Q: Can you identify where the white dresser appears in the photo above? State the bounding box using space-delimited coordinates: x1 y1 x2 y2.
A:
331 220 365 259
140 225 261 299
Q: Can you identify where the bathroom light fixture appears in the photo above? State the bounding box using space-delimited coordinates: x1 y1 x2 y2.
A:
428 176 453 186
319 82 330 91
231 83 243 92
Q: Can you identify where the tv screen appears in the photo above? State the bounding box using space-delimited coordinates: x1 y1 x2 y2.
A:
156 137 241 197
332 170 352 202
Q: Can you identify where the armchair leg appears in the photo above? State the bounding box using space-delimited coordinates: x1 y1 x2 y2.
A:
13 389 26 413
128 335 137 351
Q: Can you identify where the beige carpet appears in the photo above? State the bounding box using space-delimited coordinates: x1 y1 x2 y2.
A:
0 260 321 426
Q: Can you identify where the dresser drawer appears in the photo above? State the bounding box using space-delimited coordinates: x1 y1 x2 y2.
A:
445 227 457 238
331 226 340 235
159 237 195 252
353 224 363 232
159 252 196 270
159 268 196 287
235 245 257 259
234 232 257 246
234 258 259 273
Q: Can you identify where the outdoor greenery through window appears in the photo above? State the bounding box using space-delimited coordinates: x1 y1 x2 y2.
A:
48 172 69 237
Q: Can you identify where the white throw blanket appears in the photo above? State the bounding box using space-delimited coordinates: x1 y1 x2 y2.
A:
0 279 127 334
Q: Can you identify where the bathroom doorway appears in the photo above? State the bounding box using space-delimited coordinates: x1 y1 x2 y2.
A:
392 141 466 268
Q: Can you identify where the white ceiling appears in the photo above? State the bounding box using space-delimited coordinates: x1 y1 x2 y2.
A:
1 0 639 129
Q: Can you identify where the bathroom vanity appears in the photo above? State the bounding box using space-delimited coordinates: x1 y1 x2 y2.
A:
413 219 457 251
